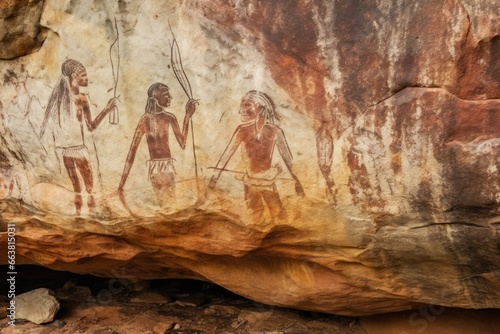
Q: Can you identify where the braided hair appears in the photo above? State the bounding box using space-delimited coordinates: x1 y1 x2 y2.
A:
61 59 84 77
40 59 85 138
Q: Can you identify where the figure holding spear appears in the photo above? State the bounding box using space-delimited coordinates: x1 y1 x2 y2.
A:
207 91 305 222
116 83 197 207
40 59 118 216
116 27 198 209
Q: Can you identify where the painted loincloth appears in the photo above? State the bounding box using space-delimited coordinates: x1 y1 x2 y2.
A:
146 158 176 180
238 165 282 190
60 145 89 159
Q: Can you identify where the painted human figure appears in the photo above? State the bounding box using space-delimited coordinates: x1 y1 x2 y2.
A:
40 59 118 215
316 110 335 201
208 90 304 222
117 83 197 206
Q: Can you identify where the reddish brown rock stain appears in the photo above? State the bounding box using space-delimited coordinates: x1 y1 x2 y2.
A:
455 35 500 100
446 100 500 143
349 88 500 212
194 0 329 120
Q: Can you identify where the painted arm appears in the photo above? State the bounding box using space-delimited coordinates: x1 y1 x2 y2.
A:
170 99 197 149
83 96 118 131
276 129 305 197
118 118 145 191
208 127 242 189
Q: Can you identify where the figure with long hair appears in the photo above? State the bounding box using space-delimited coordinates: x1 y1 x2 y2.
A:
40 59 118 215
117 83 197 207
208 91 304 222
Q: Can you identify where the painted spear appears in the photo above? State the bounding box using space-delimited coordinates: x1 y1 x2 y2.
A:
109 17 120 124
169 29 200 194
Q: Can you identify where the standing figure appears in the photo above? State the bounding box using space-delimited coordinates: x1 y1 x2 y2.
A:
208 90 304 222
316 111 335 201
40 59 118 216
117 83 197 207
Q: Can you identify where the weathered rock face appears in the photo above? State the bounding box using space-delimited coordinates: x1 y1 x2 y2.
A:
1 0 499 316
0 0 47 59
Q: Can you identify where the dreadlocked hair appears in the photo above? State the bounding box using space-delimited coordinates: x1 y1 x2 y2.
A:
40 59 85 138
244 90 281 124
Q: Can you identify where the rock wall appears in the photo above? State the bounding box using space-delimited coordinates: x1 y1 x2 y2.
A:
0 0 46 59
0 0 499 315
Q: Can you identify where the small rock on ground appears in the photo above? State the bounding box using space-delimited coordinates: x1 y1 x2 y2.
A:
16 288 60 324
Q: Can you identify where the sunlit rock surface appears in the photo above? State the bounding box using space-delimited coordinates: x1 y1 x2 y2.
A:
1 0 499 316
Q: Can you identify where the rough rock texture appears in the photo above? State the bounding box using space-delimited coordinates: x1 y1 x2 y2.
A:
15 288 60 324
0 0 47 59
0 0 499 316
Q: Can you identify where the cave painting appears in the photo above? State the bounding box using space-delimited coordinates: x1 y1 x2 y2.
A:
316 111 335 201
208 90 305 222
0 168 15 200
117 83 197 207
39 59 118 216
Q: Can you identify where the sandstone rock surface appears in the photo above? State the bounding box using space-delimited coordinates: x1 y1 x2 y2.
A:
1 0 499 316
15 288 60 324
0 0 46 59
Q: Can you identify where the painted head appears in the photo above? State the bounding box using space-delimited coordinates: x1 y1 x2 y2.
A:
240 90 279 124
146 83 172 113
62 59 87 87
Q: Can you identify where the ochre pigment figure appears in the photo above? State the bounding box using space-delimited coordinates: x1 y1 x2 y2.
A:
40 59 118 216
316 110 335 201
118 83 197 207
208 91 304 222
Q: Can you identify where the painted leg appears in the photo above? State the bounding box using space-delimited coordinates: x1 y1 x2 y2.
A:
63 156 83 215
262 186 286 220
76 157 95 216
245 185 266 223
151 172 176 208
